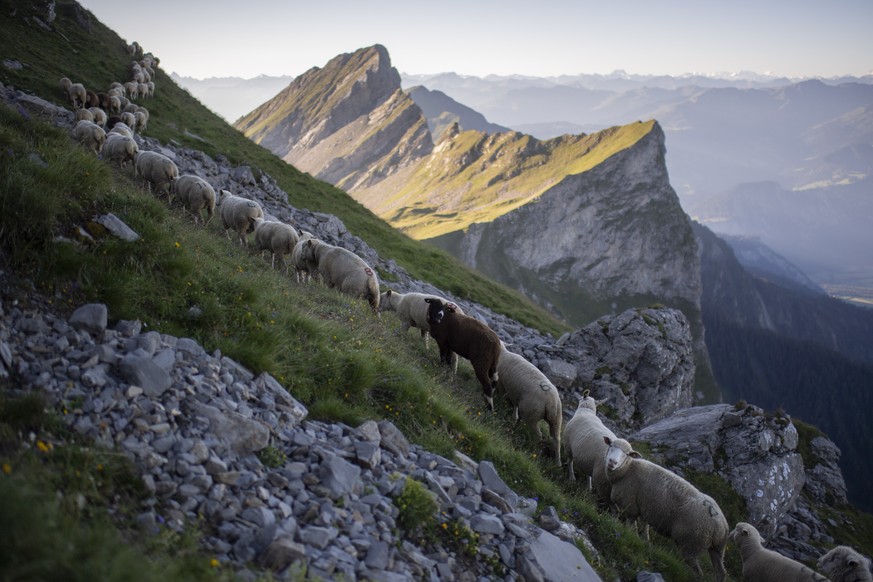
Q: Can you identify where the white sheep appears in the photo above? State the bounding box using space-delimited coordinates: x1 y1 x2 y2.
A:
730 522 829 581
291 231 317 283
604 436 729 581
59 77 86 109
75 108 94 123
172 175 216 225
88 107 107 127
135 151 179 199
817 545 872 582
495 346 563 465
134 110 148 133
120 111 137 133
563 390 617 499
124 81 139 100
217 190 264 245
378 289 464 349
300 239 380 313
71 120 106 154
108 122 134 139
251 217 299 271
101 134 139 169
108 95 122 115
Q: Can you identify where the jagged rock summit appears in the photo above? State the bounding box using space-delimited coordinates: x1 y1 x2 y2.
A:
236 44 433 192
236 46 703 339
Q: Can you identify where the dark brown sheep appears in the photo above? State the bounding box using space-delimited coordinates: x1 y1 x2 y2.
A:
425 298 501 410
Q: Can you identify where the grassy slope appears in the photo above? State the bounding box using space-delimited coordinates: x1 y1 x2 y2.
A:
381 122 657 240
2 2 870 579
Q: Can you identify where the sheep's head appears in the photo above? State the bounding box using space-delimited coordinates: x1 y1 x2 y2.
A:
603 436 640 474
425 297 454 325
728 522 761 548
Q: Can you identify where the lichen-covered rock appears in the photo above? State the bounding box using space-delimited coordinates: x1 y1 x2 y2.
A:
632 404 808 542
548 307 695 431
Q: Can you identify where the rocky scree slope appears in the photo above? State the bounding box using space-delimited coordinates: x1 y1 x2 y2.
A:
3 83 866 574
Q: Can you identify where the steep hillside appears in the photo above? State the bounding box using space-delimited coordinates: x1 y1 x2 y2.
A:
4 4 873 580
689 178 873 305
236 45 434 194
695 222 873 512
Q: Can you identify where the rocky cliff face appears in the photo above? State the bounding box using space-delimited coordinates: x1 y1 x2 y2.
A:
430 123 700 321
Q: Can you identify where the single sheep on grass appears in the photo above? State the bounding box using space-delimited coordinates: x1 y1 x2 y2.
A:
135 150 179 199
817 545 872 582
425 297 501 411
604 436 729 582
251 217 299 271
71 120 106 154
730 522 829 581
300 239 380 313
101 134 139 170
563 390 617 500
173 174 216 225
217 189 264 246
496 346 563 465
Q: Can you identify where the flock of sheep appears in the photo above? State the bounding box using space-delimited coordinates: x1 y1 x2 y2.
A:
58 44 872 582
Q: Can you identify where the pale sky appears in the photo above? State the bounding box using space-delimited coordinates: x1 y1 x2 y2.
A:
78 0 873 80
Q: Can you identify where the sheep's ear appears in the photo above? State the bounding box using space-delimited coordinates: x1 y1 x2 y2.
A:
596 398 608 406
386 290 393 297
848 558 859 567
582 389 590 398
603 436 612 446
629 451 642 459
424 298 432 304
446 303 457 313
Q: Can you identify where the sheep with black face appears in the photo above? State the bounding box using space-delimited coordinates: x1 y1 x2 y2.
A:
424 297 501 411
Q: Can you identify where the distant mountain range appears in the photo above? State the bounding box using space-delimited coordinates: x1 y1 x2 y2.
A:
171 73 292 122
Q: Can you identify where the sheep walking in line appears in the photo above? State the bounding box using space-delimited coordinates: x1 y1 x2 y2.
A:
71 120 106 154
108 122 134 139
101 134 139 169
173 175 216 225
291 231 318 283
730 522 829 581
495 346 563 465
88 106 107 127
563 391 617 500
251 217 299 271
817 545 873 582
75 108 94 123
300 239 380 313
604 436 729 582
135 150 179 199
424 297 501 411
59 77 86 109
217 190 264 246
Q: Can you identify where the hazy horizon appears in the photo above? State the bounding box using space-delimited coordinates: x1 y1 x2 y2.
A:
78 0 873 81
